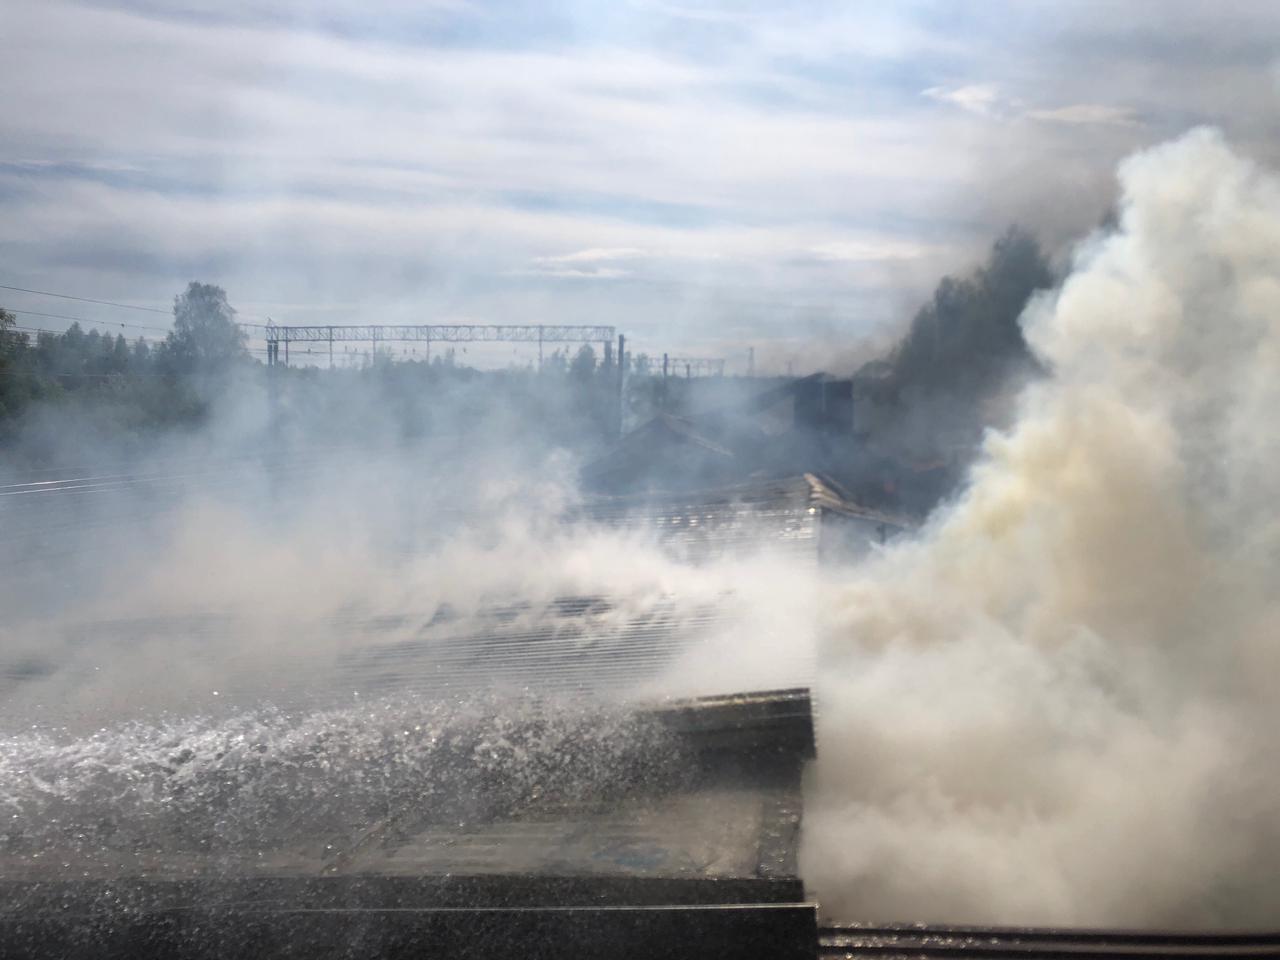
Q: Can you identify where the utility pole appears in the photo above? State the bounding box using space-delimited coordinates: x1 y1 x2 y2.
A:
265 319 280 459
616 333 626 439
662 353 669 412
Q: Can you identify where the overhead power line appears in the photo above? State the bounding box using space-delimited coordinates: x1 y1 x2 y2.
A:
4 309 273 342
0 283 170 314
0 369 172 380
5 308 170 332
0 282 272 325
8 323 163 343
266 323 616 344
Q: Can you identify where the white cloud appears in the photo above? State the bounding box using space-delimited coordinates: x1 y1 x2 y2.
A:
1026 104 1140 127
528 248 646 279
4 0 1280 350
808 240 931 264
924 84 1140 130
922 83 1007 118
525 266 632 280
533 248 646 265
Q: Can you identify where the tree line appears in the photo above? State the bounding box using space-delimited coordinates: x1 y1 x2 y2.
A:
1 228 1054 472
847 226 1053 463
0 283 627 462
0 282 253 438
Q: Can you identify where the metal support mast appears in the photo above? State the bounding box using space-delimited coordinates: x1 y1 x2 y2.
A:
264 323 616 369
616 333 626 439
663 357 726 378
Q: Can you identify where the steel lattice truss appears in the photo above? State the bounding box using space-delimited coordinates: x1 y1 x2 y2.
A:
264 323 615 345
665 357 726 377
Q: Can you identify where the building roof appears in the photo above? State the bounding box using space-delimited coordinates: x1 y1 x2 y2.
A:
0 690 819 959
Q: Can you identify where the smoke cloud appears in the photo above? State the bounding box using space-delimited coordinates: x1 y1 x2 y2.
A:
802 128 1280 927
8 116 1280 931
0 357 819 875
0 352 820 729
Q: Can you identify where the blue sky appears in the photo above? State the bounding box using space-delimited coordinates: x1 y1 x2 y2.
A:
3 1 1279 370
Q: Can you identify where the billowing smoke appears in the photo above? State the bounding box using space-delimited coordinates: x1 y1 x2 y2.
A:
8 119 1280 932
802 128 1280 927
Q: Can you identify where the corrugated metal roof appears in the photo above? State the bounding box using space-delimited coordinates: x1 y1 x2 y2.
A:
0 689 814 886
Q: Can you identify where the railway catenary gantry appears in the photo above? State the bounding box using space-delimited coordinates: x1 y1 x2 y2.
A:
263 322 616 366
664 356 726 377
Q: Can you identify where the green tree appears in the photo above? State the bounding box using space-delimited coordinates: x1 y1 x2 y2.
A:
162 282 248 374
0 309 42 427
890 226 1051 395
569 344 597 383
541 348 568 377
0 308 16 361
0 308 19 417
109 333 130 374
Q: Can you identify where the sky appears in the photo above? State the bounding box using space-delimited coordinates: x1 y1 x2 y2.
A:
3 0 1280 370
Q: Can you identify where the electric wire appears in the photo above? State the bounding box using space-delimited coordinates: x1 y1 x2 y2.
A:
0 282 273 326
5 308 169 332
0 283 170 314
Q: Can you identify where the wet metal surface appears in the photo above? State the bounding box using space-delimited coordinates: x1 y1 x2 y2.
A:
818 923 1280 958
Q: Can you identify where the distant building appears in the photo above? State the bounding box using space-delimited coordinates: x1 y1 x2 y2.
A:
579 472 907 566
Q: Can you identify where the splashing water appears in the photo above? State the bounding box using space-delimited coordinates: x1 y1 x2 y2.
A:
802 129 1280 927
0 696 685 878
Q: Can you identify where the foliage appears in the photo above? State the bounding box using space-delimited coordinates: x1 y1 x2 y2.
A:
161 282 249 374
0 233 1053 479
888 226 1052 397
0 283 628 467
0 284 253 455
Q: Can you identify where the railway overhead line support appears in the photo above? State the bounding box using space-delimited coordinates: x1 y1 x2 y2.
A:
263 323 617 368
663 355 727 378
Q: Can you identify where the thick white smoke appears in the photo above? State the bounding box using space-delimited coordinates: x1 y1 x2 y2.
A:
802 128 1280 928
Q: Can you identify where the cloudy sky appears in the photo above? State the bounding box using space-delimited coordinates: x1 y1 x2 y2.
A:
3 1 1279 369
